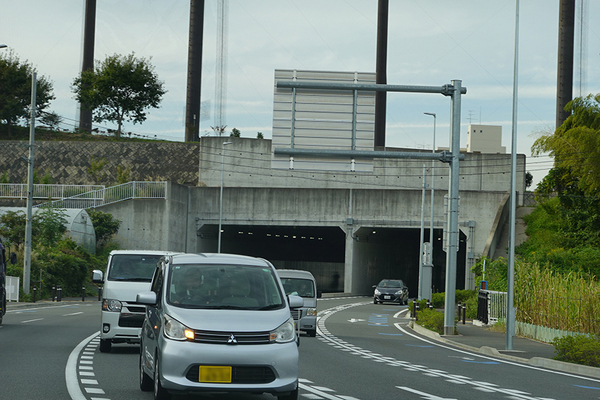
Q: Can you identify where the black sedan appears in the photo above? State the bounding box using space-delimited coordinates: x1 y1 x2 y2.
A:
373 279 409 305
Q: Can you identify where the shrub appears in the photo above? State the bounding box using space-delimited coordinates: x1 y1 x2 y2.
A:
552 335 600 367
416 308 446 335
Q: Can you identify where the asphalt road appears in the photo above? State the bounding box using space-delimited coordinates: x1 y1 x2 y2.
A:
3 297 600 400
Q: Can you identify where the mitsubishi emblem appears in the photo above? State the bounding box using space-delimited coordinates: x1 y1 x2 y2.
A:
227 334 238 344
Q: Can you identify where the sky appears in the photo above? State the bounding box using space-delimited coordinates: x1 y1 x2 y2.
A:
2 0 600 187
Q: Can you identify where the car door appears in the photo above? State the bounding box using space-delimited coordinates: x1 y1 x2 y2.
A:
141 262 166 371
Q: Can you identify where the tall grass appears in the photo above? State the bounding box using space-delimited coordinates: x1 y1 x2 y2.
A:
515 261 600 335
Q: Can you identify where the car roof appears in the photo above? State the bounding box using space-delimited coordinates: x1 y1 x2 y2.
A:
109 250 178 256
276 269 315 279
168 253 272 267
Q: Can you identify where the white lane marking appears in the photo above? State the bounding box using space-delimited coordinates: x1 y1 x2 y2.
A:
64 312 84 317
66 331 99 400
21 318 44 323
397 386 457 399
395 323 600 383
299 383 359 400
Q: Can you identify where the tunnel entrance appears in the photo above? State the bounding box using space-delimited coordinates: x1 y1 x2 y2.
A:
197 224 466 297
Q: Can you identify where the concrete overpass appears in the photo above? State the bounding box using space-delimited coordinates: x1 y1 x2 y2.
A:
101 137 525 296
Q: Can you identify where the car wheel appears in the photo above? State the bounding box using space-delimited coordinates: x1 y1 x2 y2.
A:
308 329 317 337
99 339 111 353
153 354 171 400
139 346 153 391
278 386 299 400
373 298 378 304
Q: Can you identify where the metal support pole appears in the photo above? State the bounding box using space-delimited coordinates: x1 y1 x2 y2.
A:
507 0 520 351
418 164 426 300
23 72 36 295
218 141 232 253
443 80 463 336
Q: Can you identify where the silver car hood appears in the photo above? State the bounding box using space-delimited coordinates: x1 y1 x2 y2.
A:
165 305 292 332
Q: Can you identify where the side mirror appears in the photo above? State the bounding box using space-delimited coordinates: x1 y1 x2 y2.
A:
92 269 103 284
137 291 158 306
9 252 17 264
288 294 304 309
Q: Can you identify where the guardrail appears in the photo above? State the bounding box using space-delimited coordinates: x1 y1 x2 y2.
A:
0 183 105 200
34 181 167 209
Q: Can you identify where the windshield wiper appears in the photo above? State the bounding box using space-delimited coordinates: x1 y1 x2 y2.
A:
258 304 283 310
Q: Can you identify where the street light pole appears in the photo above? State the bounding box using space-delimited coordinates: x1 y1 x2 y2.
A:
424 112 436 268
218 141 233 253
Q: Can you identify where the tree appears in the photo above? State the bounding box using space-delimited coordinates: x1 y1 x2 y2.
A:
0 51 55 137
72 53 166 139
532 93 600 197
230 127 241 137
87 209 121 247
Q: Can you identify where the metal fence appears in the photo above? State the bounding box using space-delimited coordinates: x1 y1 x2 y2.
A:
477 289 507 325
6 276 20 302
34 181 167 209
0 183 105 200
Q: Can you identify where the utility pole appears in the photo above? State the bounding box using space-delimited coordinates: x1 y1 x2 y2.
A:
24 72 37 295
185 0 205 142
78 0 96 133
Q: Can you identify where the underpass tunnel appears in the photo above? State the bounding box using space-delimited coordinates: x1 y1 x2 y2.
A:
351 226 467 297
196 224 466 297
196 224 346 292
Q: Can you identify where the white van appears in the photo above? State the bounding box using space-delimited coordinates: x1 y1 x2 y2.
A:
277 269 321 337
92 250 176 353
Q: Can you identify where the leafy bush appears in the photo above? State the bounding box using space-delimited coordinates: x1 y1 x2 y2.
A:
552 334 600 367
416 307 446 335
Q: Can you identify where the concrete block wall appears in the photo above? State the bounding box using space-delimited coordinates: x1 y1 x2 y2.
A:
0 141 200 186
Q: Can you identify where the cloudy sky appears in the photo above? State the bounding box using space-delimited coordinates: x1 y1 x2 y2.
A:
2 0 599 186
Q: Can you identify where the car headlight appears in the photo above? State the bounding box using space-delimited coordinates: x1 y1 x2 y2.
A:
306 308 317 316
163 314 195 341
395 290 402 295
102 299 122 312
374 289 381 295
270 317 296 343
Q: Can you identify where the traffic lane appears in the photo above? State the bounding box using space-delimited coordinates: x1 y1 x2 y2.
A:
0 302 100 400
321 300 600 400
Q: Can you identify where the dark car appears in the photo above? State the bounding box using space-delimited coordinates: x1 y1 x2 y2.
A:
373 279 409 305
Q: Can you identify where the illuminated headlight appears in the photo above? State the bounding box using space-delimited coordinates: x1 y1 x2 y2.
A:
395 290 402 295
102 299 122 312
270 317 296 343
306 308 317 316
163 314 195 341
374 289 381 296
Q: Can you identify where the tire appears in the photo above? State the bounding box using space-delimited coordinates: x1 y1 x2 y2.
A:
373 298 378 304
99 339 111 353
278 387 299 400
153 354 171 400
308 329 317 337
139 347 153 391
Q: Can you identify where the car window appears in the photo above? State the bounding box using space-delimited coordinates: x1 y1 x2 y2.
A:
280 278 315 298
167 263 285 310
108 254 163 282
378 279 404 288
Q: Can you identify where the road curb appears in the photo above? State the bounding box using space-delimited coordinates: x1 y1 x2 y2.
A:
408 321 600 379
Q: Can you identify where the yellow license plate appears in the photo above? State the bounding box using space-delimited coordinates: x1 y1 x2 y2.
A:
199 366 232 383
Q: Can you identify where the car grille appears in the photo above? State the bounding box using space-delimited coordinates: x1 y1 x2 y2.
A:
191 330 272 344
118 314 145 328
186 365 276 384
290 309 301 320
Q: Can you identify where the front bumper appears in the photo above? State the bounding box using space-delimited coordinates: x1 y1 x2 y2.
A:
158 338 299 396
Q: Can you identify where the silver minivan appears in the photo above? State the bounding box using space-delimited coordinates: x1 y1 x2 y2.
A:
277 269 321 337
137 253 303 400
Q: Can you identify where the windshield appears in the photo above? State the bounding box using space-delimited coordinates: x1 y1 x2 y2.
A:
167 263 285 310
280 278 315 298
107 254 163 282
377 279 404 288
